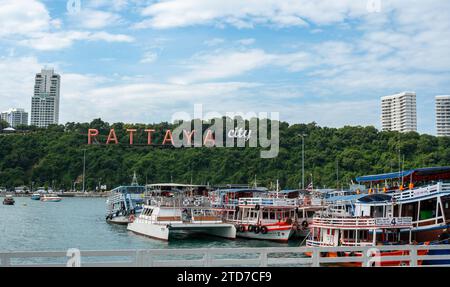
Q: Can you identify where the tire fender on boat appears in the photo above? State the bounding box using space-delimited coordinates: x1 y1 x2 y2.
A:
260 226 268 234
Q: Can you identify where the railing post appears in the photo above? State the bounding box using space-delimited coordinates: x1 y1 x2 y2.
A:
135 250 146 267
0 255 11 267
410 246 418 267
311 248 320 267
204 251 213 267
362 247 370 267
259 250 268 267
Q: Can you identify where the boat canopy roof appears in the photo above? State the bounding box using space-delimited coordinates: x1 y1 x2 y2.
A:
146 183 207 188
325 194 366 202
357 194 392 203
111 185 145 194
356 166 450 183
278 189 300 194
216 188 267 193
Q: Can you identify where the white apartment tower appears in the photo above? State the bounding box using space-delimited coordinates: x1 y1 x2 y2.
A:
436 95 450 137
1 108 28 128
381 92 417 132
31 68 61 128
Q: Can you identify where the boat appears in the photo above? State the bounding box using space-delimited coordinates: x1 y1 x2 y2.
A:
40 194 62 202
224 197 299 242
106 173 147 225
305 203 429 266
354 167 450 242
127 183 236 241
31 193 41 200
3 195 15 205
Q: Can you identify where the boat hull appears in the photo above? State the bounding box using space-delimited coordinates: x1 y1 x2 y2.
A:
128 220 237 241
236 224 294 242
40 198 62 202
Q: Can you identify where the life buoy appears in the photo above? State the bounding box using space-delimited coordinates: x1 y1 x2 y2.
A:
301 220 309 229
260 226 268 234
183 198 190 206
254 225 261 234
238 225 245 232
194 200 201 207
248 225 255 232
255 204 260 211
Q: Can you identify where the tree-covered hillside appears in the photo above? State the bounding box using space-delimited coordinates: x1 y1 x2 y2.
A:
1 118 450 191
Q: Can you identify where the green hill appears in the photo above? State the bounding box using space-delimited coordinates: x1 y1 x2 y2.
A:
1 118 449 191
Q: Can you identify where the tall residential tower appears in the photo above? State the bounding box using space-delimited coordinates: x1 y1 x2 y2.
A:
381 92 417 133
31 68 61 128
436 95 450 137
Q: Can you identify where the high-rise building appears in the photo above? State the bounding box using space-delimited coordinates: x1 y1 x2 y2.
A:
381 92 417 132
31 68 61 128
1 108 28 128
436 95 450 137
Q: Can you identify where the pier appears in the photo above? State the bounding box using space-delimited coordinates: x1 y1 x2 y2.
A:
1 245 449 267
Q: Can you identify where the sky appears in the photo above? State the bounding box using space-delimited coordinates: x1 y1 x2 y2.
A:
0 0 449 135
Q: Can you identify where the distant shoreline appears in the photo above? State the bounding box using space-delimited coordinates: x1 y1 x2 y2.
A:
0 192 110 198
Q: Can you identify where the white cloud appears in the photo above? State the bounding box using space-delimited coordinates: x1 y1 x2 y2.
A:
237 38 255 46
140 51 158 63
135 0 369 29
204 38 225 46
0 0 52 37
0 0 134 51
68 9 123 29
170 49 276 84
18 31 133 51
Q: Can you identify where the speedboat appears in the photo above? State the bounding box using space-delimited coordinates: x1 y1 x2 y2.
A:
40 194 62 202
3 195 15 205
31 193 41 200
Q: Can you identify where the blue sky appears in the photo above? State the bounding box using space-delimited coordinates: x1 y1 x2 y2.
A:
1 0 450 135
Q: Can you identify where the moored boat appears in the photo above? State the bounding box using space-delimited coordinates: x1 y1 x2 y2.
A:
354 167 450 242
31 193 41 200
127 183 236 241
224 197 299 242
3 195 15 205
305 204 429 266
40 194 62 202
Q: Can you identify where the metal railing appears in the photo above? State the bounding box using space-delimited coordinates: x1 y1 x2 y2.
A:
1 245 450 267
238 197 298 207
311 216 412 228
392 182 450 201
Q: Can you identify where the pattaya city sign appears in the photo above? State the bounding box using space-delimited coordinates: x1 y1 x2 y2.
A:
86 105 280 158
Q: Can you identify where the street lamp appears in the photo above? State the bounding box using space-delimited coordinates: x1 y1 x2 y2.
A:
82 149 86 193
298 134 308 189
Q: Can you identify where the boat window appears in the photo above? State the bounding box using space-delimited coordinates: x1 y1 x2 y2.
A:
419 198 437 220
262 211 269 219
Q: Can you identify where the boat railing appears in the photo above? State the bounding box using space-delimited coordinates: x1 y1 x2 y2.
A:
311 216 413 228
392 182 450 201
238 197 298 207
146 196 211 208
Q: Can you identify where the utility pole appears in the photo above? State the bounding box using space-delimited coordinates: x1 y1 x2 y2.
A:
82 149 86 193
336 158 339 190
298 134 308 189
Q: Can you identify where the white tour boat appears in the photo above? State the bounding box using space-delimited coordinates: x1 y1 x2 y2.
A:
40 194 62 202
127 184 236 241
